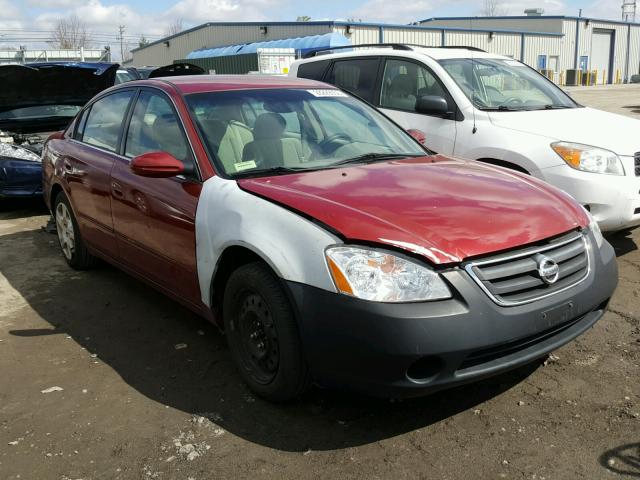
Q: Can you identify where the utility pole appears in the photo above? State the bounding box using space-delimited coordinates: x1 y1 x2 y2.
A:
118 25 125 62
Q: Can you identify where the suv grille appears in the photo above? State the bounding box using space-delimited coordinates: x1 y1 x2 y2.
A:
464 231 589 306
635 152 640 176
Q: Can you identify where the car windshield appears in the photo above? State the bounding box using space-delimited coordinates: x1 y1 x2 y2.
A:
0 105 81 120
439 58 578 111
186 88 426 177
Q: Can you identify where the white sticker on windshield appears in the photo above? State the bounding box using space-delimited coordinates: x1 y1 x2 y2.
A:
504 60 525 67
307 89 348 97
234 160 257 172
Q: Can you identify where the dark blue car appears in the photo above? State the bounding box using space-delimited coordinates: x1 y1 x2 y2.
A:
0 62 118 198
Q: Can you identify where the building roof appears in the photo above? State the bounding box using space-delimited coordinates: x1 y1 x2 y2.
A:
419 15 640 27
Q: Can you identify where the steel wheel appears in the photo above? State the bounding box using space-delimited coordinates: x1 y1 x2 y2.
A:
55 201 75 261
237 292 280 384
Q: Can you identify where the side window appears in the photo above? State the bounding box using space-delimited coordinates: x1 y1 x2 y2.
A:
380 59 446 112
74 107 90 140
82 91 134 152
297 60 330 80
326 58 379 103
124 91 193 168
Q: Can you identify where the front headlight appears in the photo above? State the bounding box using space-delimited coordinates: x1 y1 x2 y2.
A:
325 246 451 302
551 141 624 175
583 207 604 248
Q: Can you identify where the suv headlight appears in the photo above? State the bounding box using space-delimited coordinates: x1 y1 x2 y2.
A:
325 246 451 302
551 142 624 175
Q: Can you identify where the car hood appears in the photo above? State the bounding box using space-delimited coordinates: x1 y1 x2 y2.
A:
239 156 589 264
488 107 640 156
0 62 118 132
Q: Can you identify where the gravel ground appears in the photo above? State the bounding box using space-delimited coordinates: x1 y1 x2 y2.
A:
1 88 639 480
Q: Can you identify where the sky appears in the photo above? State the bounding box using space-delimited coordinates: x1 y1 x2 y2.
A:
0 0 631 58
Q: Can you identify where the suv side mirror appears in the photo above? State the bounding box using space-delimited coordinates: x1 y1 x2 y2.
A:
415 95 450 117
130 151 185 178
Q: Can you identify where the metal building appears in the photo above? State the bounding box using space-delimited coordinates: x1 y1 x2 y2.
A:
420 15 640 84
129 17 640 84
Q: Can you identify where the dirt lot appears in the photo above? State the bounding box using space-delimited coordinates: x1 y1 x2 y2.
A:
1 88 639 480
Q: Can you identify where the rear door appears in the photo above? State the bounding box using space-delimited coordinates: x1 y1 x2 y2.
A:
324 57 381 103
376 57 457 155
110 88 202 305
65 89 135 259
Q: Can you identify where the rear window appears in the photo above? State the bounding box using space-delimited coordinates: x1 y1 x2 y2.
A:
296 60 330 81
326 58 379 103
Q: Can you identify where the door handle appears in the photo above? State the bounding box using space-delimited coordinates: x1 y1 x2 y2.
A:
111 181 124 197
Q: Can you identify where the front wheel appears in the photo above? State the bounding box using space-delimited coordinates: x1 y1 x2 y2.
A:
223 262 310 401
54 191 96 270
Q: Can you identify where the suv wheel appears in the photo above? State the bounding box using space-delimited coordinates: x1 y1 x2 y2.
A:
223 262 310 401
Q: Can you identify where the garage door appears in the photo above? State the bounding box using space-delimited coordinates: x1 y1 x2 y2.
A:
591 29 613 83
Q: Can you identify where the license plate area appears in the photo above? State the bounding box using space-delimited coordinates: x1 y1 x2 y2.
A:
539 302 575 330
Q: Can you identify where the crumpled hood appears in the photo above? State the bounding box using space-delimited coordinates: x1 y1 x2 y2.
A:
0 62 118 117
239 156 589 264
488 107 640 156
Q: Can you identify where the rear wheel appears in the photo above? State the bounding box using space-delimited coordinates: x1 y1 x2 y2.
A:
54 192 96 270
223 262 310 401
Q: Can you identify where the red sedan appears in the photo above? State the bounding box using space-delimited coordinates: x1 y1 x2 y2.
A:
43 75 617 401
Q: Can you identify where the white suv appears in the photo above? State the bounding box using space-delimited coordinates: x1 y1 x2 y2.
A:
290 45 640 232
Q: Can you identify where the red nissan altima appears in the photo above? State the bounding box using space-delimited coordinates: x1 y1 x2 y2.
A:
42 75 617 401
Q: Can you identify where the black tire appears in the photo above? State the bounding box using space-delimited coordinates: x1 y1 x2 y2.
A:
53 191 97 270
223 262 310 401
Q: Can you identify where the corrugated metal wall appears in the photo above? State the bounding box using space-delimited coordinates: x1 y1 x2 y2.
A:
132 23 332 66
420 18 565 34
380 28 441 46
523 35 562 67
445 31 522 59
332 25 380 45
629 26 640 76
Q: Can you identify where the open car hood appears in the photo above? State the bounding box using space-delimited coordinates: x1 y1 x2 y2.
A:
239 156 589 264
0 62 119 132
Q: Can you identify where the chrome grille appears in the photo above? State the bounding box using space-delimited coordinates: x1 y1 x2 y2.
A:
464 231 590 306
635 152 640 176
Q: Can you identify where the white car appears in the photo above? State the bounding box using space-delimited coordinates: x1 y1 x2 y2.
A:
290 45 640 232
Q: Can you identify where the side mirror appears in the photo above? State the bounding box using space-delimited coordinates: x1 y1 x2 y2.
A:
130 151 185 178
415 95 450 117
407 129 426 145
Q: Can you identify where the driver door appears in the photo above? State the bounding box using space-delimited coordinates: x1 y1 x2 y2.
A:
377 58 457 155
110 89 202 306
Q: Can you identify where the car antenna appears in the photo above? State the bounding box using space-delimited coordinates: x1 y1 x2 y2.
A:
470 17 477 134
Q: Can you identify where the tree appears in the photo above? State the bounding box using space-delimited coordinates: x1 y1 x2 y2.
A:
138 35 150 48
482 0 508 16
296 16 311 22
165 18 184 36
49 14 90 49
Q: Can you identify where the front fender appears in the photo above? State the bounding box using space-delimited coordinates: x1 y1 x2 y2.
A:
195 176 340 308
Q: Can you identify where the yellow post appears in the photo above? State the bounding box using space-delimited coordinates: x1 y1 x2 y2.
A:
578 70 582 86
560 71 564 86
603 70 606 85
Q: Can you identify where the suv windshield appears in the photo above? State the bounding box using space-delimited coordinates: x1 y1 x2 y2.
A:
186 88 425 177
439 58 578 111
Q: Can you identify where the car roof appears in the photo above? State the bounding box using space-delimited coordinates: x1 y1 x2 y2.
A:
296 46 506 64
138 74 334 94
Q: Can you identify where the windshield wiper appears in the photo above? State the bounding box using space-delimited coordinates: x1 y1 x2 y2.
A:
232 165 311 179
542 104 573 109
479 105 522 112
331 152 423 167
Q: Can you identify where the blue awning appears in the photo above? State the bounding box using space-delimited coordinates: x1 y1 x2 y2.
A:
186 32 351 59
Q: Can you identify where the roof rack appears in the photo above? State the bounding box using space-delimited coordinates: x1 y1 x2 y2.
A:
438 46 486 52
302 43 487 58
302 43 415 59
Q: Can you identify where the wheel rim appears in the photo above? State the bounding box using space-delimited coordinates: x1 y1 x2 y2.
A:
236 293 279 384
55 202 75 261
